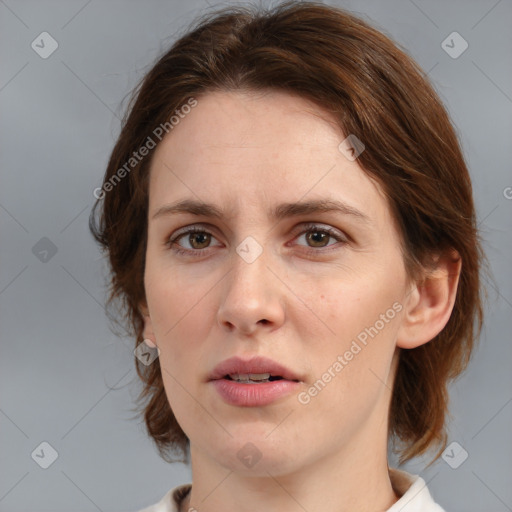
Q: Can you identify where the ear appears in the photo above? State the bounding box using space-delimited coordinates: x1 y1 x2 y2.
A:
396 250 461 349
139 302 157 349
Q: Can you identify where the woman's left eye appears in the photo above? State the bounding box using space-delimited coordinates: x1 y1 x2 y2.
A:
293 224 346 251
165 223 346 256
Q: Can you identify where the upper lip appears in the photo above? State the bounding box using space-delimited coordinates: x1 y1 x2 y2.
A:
209 356 302 382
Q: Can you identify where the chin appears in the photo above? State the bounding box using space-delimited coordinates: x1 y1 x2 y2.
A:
209 434 303 475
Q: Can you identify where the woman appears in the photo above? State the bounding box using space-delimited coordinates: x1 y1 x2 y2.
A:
89 2 484 511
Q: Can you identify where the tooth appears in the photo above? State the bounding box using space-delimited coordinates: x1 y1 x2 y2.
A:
250 373 271 380
229 373 271 381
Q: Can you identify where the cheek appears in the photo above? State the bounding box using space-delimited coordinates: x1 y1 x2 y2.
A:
146 256 207 325
308 270 403 376
313 276 395 337
300 281 401 421
144 265 209 371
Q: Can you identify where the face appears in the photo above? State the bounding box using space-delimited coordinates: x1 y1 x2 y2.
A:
142 90 412 475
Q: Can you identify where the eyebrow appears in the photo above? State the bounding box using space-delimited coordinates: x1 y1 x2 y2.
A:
152 198 371 224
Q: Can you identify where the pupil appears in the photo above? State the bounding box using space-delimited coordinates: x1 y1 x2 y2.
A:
191 233 210 249
308 231 327 247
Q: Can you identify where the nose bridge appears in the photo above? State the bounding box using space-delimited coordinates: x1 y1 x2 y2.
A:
230 235 272 301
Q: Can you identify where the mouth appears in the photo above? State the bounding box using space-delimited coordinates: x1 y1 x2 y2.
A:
221 373 298 384
210 368 302 407
208 355 303 383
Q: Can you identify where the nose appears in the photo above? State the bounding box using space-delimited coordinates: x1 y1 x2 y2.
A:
217 244 285 335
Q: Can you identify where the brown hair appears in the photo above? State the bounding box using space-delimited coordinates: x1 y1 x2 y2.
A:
89 1 484 464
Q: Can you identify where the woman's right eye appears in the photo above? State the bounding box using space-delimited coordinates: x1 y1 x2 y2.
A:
166 226 221 256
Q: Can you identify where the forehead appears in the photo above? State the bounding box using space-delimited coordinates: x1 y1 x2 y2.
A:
147 90 388 226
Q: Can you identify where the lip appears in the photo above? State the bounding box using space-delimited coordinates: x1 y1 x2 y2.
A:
208 355 302 382
211 378 300 407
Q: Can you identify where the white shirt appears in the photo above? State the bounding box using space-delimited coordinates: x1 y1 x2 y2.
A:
133 469 445 512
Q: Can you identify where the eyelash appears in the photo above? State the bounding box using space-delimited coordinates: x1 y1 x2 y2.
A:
165 223 347 257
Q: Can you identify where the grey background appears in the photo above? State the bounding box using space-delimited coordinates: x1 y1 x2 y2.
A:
1 0 511 511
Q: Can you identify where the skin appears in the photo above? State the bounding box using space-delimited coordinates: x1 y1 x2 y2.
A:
140 90 461 512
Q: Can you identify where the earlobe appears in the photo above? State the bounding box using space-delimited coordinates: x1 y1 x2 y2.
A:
140 304 158 348
396 251 461 349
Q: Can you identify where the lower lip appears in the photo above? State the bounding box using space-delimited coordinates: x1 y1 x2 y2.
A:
211 378 300 407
